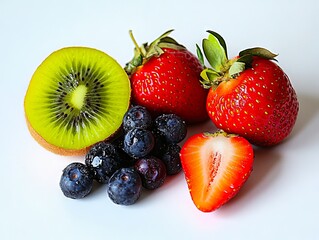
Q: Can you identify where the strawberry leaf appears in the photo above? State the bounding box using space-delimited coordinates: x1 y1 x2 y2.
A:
145 45 164 59
207 30 228 58
196 44 205 67
200 68 221 89
156 29 175 40
202 35 227 72
125 54 143 75
147 29 174 51
237 54 253 67
239 47 278 61
229 61 245 77
159 36 185 48
149 29 185 54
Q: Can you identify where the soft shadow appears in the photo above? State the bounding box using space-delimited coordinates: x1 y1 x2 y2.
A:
290 93 319 138
219 146 282 215
137 172 184 203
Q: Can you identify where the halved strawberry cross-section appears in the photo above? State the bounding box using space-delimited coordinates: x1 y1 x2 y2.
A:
180 130 254 212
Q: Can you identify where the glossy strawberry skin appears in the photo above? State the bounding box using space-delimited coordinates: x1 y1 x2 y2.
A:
180 131 254 212
130 48 209 124
207 57 299 146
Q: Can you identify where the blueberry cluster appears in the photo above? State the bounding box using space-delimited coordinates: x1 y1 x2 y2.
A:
59 105 187 205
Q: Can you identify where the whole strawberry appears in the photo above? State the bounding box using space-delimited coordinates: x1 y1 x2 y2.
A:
197 31 299 146
125 30 209 124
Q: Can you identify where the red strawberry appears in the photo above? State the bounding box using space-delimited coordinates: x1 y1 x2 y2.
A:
197 31 299 146
180 130 254 212
125 30 208 124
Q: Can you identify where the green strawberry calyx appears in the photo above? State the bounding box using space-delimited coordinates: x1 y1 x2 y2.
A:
197 30 278 89
203 129 238 138
124 29 185 75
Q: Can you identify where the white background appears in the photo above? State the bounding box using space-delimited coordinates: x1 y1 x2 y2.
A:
1 0 319 239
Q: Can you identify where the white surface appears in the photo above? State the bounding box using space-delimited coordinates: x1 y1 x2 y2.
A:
1 0 319 239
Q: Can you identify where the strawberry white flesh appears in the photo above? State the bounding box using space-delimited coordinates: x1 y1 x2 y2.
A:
180 131 254 212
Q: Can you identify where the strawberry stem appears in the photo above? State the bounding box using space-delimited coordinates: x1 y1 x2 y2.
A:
125 29 186 75
129 30 143 57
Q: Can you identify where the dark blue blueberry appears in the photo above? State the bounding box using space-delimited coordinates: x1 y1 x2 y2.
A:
135 157 167 190
161 144 182 175
122 105 152 132
59 162 93 199
151 130 168 158
109 129 137 166
85 142 123 183
107 168 142 205
123 128 155 159
154 114 187 143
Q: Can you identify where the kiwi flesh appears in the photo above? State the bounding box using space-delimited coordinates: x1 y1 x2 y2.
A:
24 47 130 155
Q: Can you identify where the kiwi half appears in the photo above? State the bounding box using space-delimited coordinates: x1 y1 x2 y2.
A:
24 47 130 155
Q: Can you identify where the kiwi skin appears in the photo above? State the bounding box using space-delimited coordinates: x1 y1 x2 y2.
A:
25 118 88 155
25 113 128 156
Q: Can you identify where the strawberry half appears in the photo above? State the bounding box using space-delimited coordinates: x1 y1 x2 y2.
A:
197 31 299 146
125 30 208 124
180 130 254 212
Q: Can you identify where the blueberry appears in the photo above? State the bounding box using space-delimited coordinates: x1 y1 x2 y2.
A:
123 128 155 159
151 130 168 158
107 168 142 205
161 144 182 175
123 105 152 132
155 114 187 143
59 162 93 199
85 142 123 183
109 129 136 165
135 157 167 190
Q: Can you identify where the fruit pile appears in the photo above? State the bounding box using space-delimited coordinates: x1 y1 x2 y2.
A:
60 105 187 204
24 29 299 213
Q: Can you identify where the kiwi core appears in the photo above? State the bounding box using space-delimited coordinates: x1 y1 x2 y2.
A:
70 84 87 110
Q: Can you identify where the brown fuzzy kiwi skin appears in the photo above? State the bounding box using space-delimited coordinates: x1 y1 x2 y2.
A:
25 113 129 156
25 115 89 156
